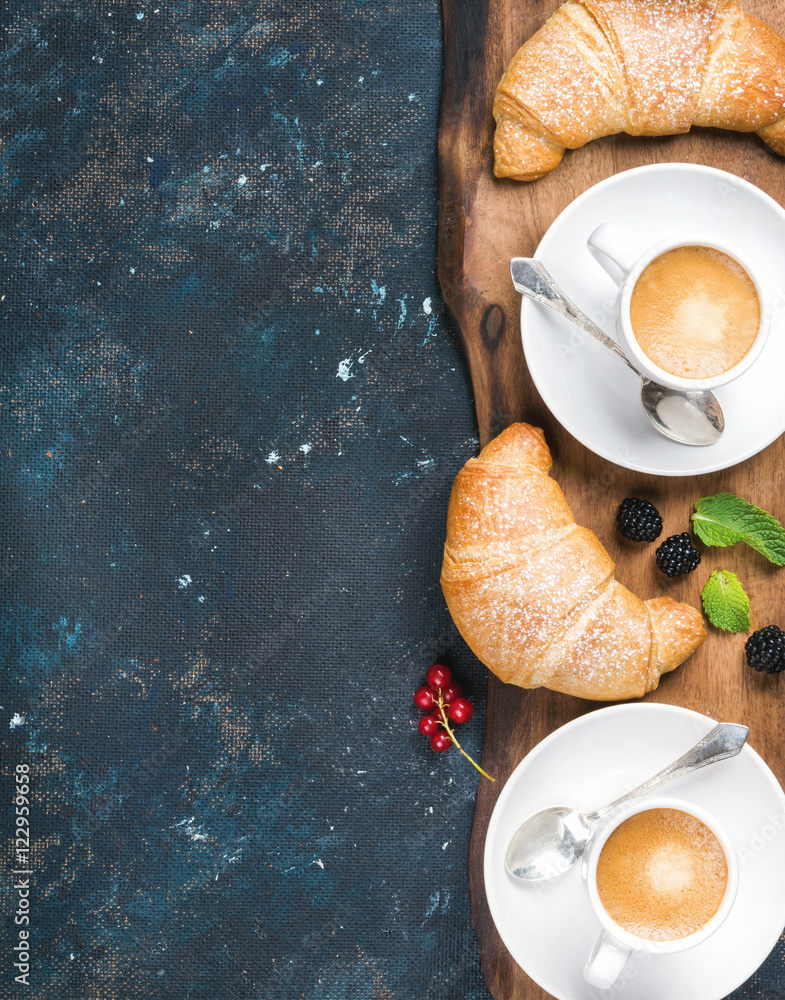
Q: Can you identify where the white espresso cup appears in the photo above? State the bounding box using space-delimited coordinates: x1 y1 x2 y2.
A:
583 795 738 990
587 223 770 392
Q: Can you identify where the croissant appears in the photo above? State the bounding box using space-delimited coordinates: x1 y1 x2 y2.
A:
494 0 785 181
440 424 706 700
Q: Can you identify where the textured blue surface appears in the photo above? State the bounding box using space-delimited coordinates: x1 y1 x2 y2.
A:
3 2 785 999
1 2 491 997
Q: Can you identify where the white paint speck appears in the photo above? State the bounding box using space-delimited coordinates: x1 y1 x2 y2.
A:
137 11 144 19
173 816 208 841
317 79 324 86
130 267 136 274
442 841 450 850
237 174 247 186
422 890 440 924
10 713 25 730
337 350 372 381
313 858 325 869
265 450 280 464
299 443 312 454
259 163 271 172
423 297 432 314
408 92 417 101
177 574 192 589
336 358 355 381
198 596 205 603
397 295 407 330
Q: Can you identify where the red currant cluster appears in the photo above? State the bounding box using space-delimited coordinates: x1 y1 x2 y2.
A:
413 664 495 781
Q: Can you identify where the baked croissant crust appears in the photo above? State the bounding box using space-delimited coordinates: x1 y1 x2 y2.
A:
494 0 785 181
440 424 706 700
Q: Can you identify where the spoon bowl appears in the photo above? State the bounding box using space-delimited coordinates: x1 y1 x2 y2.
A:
505 722 747 882
505 806 591 881
510 258 725 447
640 380 726 446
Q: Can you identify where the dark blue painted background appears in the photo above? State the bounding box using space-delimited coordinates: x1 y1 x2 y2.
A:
2 2 784 998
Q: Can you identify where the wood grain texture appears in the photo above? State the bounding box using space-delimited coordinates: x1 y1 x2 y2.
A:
436 2 785 998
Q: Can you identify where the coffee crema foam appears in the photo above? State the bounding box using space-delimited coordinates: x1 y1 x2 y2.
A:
629 246 759 379
595 808 728 941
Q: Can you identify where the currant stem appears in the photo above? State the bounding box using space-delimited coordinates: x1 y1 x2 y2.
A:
436 697 495 782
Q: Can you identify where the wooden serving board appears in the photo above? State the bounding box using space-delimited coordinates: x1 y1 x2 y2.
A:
437 2 785 998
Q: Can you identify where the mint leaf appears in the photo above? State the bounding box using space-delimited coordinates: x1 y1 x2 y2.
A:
691 493 785 565
700 571 751 633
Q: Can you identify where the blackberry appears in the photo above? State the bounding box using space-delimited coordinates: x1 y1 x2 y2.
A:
616 497 663 542
745 626 785 674
655 533 701 577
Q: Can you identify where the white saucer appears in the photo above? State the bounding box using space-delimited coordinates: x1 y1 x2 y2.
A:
484 703 785 1000
521 163 785 476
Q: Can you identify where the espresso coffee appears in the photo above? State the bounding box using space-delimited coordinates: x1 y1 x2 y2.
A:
629 245 760 379
595 808 728 941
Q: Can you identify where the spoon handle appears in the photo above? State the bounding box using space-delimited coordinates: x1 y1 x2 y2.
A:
509 258 638 373
586 722 749 823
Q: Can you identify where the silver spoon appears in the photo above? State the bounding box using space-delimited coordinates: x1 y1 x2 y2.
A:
510 258 725 446
505 722 748 882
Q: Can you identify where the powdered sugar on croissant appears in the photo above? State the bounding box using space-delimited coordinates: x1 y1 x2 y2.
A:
440 424 706 700
494 0 785 181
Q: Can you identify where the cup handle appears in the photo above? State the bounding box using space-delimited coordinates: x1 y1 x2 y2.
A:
583 930 632 990
587 223 640 285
